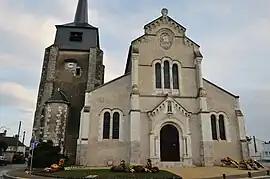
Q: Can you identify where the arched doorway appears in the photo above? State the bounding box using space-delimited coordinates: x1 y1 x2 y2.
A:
160 124 180 161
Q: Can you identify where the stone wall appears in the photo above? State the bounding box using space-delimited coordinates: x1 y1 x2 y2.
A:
203 79 242 164
33 45 58 139
43 103 68 152
82 74 131 167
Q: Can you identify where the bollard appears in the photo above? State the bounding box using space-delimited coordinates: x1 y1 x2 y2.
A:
222 173 226 179
267 170 270 176
248 171 252 178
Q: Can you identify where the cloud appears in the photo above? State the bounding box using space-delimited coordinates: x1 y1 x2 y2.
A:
0 0 269 143
0 82 36 112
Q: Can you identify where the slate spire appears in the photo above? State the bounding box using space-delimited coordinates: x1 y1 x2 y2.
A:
74 0 88 24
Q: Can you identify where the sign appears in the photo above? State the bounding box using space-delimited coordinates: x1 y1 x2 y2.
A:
31 142 40 149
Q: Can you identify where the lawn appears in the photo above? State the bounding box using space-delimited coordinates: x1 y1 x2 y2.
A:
35 169 182 179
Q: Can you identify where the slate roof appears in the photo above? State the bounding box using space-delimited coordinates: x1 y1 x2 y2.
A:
0 136 25 147
46 89 70 105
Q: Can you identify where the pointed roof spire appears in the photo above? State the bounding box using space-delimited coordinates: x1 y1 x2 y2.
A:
74 0 88 24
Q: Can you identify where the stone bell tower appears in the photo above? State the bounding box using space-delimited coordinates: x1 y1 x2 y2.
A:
32 0 104 163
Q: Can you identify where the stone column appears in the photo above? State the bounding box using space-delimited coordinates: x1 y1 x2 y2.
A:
130 47 141 165
161 63 164 93
195 54 214 166
149 132 155 158
169 62 173 90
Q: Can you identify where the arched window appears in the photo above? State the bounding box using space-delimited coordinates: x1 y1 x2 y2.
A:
155 63 162 88
211 114 218 140
172 64 179 89
164 60 170 89
219 114 226 140
112 112 120 139
103 112 110 139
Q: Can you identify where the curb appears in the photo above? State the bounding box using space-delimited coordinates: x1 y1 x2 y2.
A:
2 174 28 179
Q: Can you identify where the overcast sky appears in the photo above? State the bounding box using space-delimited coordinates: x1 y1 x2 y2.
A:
0 0 269 145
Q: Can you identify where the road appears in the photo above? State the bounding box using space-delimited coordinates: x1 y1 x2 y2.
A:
0 164 26 178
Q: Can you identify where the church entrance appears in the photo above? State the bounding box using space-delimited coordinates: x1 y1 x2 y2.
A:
160 124 180 161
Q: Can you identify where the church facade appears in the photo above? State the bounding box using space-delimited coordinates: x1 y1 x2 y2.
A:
76 8 249 167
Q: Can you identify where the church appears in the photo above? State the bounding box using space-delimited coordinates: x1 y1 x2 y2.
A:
76 3 249 167
32 0 249 167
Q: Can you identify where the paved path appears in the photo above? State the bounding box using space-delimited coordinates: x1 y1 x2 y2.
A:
0 164 25 178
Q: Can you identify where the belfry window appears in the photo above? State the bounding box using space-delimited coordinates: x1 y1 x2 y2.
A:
69 32 83 42
164 60 170 89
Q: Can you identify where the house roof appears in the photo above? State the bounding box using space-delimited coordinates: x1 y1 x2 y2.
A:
0 136 25 147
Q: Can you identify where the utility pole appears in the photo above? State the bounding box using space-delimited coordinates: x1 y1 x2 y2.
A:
16 121 22 152
22 131 26 145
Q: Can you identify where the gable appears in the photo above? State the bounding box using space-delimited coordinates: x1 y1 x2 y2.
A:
133 8 200 48
147 95 191 119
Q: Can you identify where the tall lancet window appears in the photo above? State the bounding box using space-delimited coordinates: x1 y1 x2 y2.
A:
103 112 110 139
211 114 218 140
155 63 162 88
219 114 226 140
164 60 170 89
172 64 179 89
112 112 120 139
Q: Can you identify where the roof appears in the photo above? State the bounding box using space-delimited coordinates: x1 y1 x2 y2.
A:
46 89 70 105
0 136 25 147
86 72 131 93
203 78 238 98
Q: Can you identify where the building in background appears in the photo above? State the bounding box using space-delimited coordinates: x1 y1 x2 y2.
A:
262 141 270 161
0 133 26 162
248 136 270 162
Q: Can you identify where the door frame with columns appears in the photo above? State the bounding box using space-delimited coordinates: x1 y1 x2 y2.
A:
149 116 193 167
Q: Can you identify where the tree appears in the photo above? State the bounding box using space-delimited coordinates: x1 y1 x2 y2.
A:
0 140 8 155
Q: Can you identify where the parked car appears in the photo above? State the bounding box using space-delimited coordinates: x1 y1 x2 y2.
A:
0 156 8 166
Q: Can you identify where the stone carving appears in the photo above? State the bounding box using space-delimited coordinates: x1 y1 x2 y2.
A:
161 8 168 17
132 84 139 94
198 87 207 97
158 29 174 50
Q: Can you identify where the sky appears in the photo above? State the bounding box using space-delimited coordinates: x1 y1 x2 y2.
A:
0 0 269 145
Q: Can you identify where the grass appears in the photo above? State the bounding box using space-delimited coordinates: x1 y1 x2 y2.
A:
35 169 182 179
